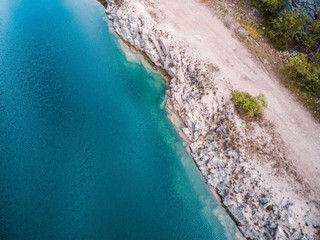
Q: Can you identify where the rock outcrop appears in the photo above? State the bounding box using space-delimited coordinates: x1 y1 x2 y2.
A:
285 0 320 20
103 0 320 239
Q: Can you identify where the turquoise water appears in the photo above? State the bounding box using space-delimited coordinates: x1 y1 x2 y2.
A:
0 0 237 239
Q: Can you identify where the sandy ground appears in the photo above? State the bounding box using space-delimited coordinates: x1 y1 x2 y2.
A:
139 0 320 196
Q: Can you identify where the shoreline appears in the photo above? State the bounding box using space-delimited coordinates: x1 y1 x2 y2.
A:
100 3 245 235
100 0 320 239
106 21 242 235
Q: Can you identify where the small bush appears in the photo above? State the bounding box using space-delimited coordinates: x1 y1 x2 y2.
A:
254 0 285 14
231 91 268 117
301 19 320 51
268 10 307 50
286 53 320 97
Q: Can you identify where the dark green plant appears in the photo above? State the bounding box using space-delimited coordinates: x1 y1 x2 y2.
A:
301 19 320 51
249 1 320 118
231 91 268 117
254 0 285 14
286 53 320 96
268 10 307 50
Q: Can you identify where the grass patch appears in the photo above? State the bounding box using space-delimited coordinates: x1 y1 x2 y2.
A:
237 19 264 39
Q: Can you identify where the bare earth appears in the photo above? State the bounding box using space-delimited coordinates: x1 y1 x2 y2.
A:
144 0 320 195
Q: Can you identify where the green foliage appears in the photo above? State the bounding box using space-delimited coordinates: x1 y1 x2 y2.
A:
286 53 320 97
250 2 320 117
268 10 307 50
240 22 264 39
266 8 320 100
254 0 285 14
263 7 319 52
301 19 320 51
231 91 268 117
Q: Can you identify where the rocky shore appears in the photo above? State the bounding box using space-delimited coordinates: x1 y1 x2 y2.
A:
103 0 320 239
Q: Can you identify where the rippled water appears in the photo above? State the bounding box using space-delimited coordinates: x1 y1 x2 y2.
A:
0 0 237 239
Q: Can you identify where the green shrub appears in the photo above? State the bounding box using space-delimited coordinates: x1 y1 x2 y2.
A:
231 91 268 117
301 19 320 51
286 53 320 96
249 1 320 117
268 10 307 50
254 0 285 14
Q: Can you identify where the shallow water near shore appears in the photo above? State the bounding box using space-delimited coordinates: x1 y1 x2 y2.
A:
0 0 237 239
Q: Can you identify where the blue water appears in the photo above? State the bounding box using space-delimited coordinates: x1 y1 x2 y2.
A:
0 0 237 239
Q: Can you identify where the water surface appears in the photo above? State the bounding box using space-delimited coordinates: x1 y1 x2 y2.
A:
0 0 237 239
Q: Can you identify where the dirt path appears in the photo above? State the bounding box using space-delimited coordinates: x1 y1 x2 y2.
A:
141 0 320 196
